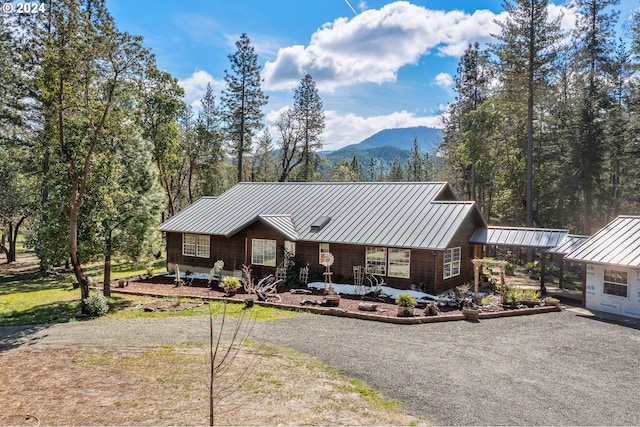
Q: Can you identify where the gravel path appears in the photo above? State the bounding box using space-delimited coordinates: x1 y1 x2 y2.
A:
2 308 640 425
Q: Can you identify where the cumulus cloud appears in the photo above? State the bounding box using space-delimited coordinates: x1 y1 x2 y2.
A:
263 1 503 92
266 106 443 150
178 70 225 109
434 72 453 89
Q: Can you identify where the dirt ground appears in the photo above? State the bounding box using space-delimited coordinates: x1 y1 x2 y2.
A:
0 254 425 426
0 343 424 426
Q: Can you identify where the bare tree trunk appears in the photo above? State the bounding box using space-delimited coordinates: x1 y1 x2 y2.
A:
103 231 112 297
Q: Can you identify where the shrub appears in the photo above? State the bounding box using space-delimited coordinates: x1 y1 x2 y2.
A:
145 264 155 276
83 291 109 317
395 294 416 307
221 276 241 290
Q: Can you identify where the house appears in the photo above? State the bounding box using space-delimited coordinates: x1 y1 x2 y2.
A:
564 216 640 319
158 182 486 294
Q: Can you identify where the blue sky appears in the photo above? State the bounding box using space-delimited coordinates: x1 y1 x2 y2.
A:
106 0 637 150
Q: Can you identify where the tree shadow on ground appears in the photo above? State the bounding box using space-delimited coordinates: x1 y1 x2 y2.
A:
0 323 52 353
0 300 83 327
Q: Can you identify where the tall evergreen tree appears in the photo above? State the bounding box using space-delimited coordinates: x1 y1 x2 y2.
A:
222 33 268 183
293 74 324 181
494 0 562 228
253 129 276 181
193 84 225 197
442 42 490 201
570 0 619 233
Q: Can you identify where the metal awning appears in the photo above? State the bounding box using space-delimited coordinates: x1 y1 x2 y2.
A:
470 226 569 248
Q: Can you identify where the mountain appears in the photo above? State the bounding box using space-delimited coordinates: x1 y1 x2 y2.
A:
353 126 442 152
323 126 443 171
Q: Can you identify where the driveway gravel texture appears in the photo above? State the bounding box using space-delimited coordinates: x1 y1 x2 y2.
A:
2 308 639 426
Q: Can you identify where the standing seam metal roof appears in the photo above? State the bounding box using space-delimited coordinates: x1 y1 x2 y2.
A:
565 216 640 267
159 182 486 250
469 226 569 248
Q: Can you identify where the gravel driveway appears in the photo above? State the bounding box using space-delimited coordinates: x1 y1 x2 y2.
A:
2 308 639 426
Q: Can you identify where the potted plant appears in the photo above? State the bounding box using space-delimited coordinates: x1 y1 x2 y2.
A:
221 276 241 296
461 298 480 320
396 294 416 317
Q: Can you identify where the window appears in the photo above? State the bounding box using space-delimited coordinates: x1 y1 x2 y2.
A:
319 243 330 264
196 235 210 258
388 248 410 278
603 268 628 297
444 247 461 279
182 233 196 256
252 239 276 266
366 247 387 275
182 233 209 258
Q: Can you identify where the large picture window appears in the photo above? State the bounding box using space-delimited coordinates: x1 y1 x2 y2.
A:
603 268 628 297
444 247 461 279
366 247 387 275
388 248 410 278
182 233 210 258
252 239 276 266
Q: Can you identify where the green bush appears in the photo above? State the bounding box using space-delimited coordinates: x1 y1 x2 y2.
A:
83 291 109 317
395 294 416 307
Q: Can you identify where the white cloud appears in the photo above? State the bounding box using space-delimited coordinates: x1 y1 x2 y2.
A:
266 107 443 151
177 70 225 109
434 72 453 89
262 1 503 92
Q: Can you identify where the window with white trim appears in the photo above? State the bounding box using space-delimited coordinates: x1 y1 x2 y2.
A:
366 247 387 275
252 239 276 266
388 248 410 278
319 243 330 264
603 268 628 297
443 247 461 279
182 233 196 256
196 235 210 258
182 233 209 258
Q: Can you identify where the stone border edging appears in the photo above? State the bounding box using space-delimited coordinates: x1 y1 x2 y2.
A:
108 287 562 324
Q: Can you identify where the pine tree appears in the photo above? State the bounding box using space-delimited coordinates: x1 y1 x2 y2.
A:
570 0 619 233
222 33 268 183
293 74 324 181
494 0 562 227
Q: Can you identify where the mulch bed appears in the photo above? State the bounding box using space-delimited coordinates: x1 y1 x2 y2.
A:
109 274 561 323
114 274 460 319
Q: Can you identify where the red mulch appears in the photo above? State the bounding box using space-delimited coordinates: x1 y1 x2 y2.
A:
112 275 465 320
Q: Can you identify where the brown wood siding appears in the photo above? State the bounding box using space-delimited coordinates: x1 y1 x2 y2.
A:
434 211 479 294
166 232 214 271
166 208 480 295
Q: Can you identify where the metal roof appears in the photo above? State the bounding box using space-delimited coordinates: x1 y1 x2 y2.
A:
470 226 569 248
565 216 640 267
159 182 486 250
543 234 589 255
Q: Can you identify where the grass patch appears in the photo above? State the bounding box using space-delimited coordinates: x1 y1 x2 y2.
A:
0 252 298 326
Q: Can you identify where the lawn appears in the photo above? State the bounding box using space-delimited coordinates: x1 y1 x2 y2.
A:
0 248 296 326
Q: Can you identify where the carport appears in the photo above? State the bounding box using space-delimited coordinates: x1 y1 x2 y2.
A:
470 226 570 294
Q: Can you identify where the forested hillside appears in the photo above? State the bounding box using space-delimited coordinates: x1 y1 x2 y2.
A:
439 0 640 235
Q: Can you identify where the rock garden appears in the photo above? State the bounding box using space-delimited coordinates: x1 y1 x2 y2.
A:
112 267 561 324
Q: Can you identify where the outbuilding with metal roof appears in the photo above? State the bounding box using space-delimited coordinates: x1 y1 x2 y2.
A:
565 216 640 318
